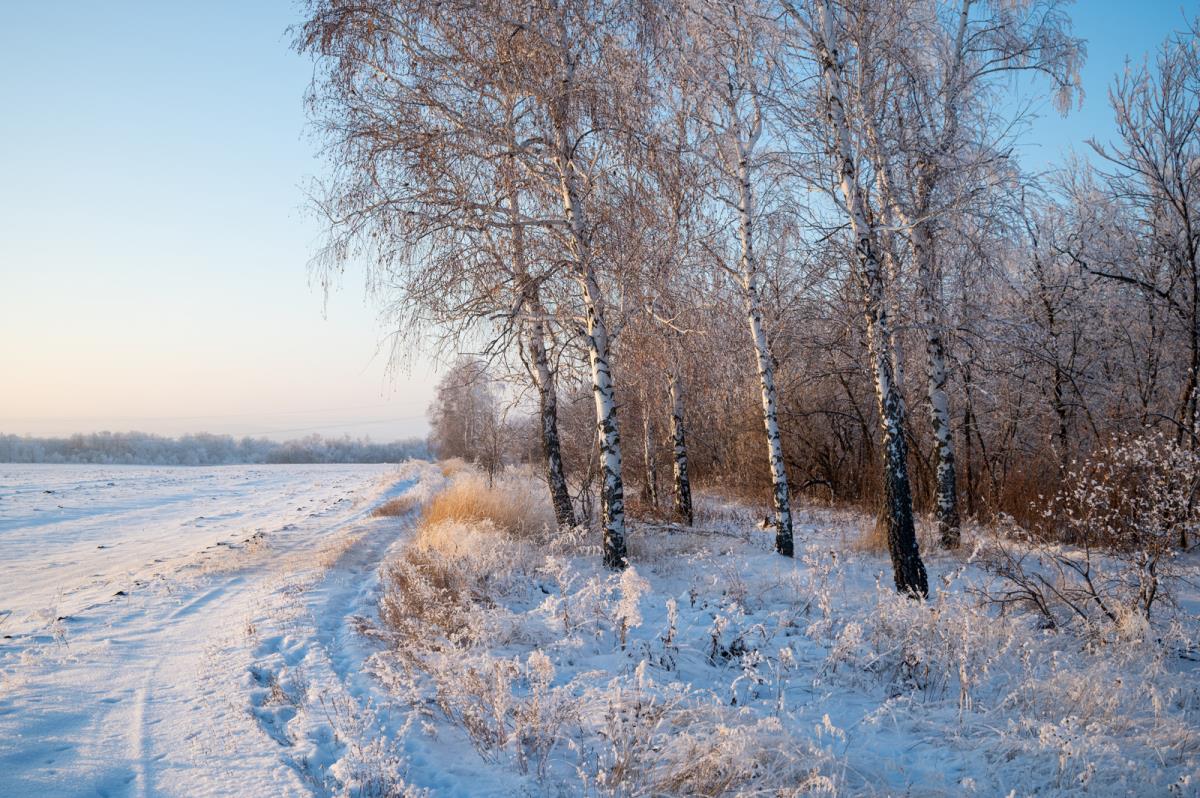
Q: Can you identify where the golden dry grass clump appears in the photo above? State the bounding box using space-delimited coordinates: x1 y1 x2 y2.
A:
421 472 555 540
371 494 420 518
439 457 470 478
379 469 552 658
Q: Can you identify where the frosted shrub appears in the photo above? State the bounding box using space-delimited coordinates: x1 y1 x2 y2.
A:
614 568 649 649
513 650 574 778
420 649 581 779
991 647 1200 793
1038 432 1200 552
657 598 679 671
819 580 1016 710
978 433 1198 632
576 666 839 797
315 694 427 798
378 546 485 658
534 565 656 651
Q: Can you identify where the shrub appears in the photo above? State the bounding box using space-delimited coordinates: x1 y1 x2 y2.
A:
983 431 1200 627
1034 432 1200 551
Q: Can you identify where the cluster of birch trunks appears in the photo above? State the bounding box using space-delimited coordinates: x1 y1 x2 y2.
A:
299 0 1199 596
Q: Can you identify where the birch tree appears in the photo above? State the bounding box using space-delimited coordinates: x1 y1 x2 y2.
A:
297 0 583 527
674 0 795 555
513 0 643 564
839 0 1081 548
784 0 928 595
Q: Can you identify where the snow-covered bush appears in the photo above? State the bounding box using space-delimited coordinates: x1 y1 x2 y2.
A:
1036 431 1200 552
979 432 1198 628
575 665 839 797
825 580 1017 710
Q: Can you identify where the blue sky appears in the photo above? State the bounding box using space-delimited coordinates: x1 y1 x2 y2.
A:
1011 1 1193 171
0 1 436 440
0 1 1189 441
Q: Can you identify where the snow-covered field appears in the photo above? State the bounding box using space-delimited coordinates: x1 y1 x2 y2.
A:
0 463 417 796
3 462 1199 797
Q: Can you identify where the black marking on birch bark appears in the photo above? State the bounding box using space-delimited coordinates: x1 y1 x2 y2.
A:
914 223 960 550
531 319 576 529
668 373 693 527
927 330 960 549
541 386 576 529
858 239 929 598
586 310 627 570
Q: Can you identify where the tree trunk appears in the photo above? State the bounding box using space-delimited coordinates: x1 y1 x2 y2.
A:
912 221 960 548
667 371 693 526
529 317 576 528
581 271 628 568
736 143 794 557
962 355 977 520
813 0 927 596
746 288 794 556
504 158 575 530
640 395 659 508
551 83 626 568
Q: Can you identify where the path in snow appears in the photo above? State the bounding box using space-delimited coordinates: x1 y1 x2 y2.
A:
0 463 419 797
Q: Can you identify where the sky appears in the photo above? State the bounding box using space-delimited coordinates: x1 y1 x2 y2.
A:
0 1 1190 442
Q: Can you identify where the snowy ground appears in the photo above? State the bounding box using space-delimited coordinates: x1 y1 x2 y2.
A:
359 470 1200 797
0 463 419 796
2 462 1199 797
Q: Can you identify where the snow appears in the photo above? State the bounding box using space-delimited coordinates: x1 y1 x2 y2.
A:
361 476 1200 796
0 462 420 796
2 462 1199 797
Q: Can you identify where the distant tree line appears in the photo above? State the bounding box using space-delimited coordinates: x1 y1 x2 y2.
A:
0 431 426 466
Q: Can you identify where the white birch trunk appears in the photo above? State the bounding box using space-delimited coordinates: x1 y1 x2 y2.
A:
550 72 626 566
736 142 794 556
580 270 627 568
912 219 960 548
812 0 927 596
530 316 577 529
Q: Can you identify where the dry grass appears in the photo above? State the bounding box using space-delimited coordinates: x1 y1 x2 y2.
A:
624 526 709 565
850 510 941 554
422 473 554 540
379 545 491 653
625 495 680 524
379 470 552 662
850 512 888 553
372 494 420 518
439 457 470 478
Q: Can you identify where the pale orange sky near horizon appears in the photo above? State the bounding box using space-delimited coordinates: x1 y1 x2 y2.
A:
0 1 439 442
